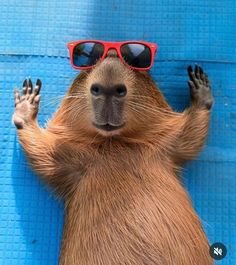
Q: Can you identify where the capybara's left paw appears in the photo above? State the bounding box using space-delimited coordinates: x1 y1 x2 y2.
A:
187 65 214 110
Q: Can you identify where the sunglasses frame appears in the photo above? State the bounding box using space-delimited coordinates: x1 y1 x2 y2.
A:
67 40 158 71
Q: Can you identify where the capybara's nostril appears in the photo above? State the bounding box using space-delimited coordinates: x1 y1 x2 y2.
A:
115 85 127 98
90 84 103 96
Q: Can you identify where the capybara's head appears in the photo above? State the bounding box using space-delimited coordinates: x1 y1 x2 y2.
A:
58 50 172 139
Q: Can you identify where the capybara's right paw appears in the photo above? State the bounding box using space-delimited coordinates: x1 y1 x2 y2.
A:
187 65 214 110
12 79 42 129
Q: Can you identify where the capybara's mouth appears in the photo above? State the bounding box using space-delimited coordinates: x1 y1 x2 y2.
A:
93 123 124 131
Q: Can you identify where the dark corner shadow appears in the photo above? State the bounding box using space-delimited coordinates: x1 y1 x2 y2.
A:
11 135 64 265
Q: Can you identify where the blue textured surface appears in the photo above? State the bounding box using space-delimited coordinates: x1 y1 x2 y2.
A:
0 0 235 264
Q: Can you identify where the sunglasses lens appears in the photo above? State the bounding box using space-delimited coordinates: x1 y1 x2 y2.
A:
72 42 104 68
120 43 152 69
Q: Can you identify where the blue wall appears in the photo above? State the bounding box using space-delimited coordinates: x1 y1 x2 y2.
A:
0 0 235 264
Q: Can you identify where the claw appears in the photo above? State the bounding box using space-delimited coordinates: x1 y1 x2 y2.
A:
205 74 210 86
199 66 206 84
187 65 198 87
22 79 28 96
199 66 204 75
32 79 42 97
195 65 200 79
27 79 33 95
28 79 33 88
36 79 42 87
187 65 193 77
23 79 28 88
35 79 42 94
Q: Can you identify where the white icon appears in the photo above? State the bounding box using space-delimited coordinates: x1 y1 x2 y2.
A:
214 247 222 256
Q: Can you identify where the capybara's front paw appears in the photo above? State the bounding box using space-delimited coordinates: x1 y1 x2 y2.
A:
187 65 213 110
13 79 42 129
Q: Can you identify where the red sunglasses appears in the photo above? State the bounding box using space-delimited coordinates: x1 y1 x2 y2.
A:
67 40 158 71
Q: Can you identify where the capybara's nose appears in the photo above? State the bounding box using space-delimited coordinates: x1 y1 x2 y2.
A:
90 83 127 98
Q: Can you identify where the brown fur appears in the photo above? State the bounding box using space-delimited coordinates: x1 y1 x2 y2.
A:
17 57 213 264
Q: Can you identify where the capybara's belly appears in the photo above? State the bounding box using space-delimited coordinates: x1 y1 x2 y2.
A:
59 170 213 265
